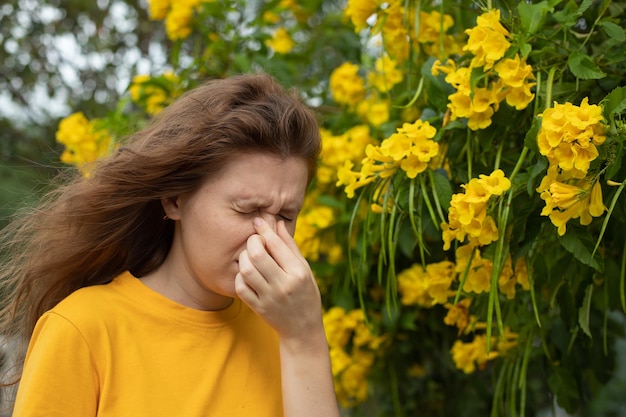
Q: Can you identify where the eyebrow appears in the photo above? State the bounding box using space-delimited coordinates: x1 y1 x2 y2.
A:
234 198 301 214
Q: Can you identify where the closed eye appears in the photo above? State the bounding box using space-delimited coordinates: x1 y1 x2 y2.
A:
278 214 293 222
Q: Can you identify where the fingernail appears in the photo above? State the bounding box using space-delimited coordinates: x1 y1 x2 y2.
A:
253 217 263 228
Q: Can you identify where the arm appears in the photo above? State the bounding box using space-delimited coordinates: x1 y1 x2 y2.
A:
235 217 340 417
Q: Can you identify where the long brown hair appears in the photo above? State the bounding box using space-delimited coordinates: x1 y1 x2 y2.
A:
0 73 321 378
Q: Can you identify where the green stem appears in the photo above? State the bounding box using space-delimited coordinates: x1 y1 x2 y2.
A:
545 67 556 109
487 146 530 349
428 170 446 224
519 334 534 417
390 363 404 417
466 129 473 180
494 139 504 170
622 229 626 313
580 1 610 49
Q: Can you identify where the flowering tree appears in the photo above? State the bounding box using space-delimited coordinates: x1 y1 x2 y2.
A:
53 0 626 415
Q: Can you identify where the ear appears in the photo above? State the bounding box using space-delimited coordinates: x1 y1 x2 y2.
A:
161 196 183 221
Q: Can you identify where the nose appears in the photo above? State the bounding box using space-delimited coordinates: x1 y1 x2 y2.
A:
259 212 278 232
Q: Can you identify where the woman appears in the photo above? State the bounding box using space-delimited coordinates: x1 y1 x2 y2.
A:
0 73 340 417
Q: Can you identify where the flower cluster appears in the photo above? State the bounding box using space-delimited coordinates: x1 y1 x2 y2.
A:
329 62 366 109
450 327 518 374
397 250 528 375
129 72 180 116
441 169 511 250
265 27 295 54
329 55 402 127
344 0 408 62
454 244 529 300
147 0 210 40
323 307 385 408
318 126 374 186
414 10 462 57
536 98 607 235
55 112 112 175
337 119 439 198
294 191 342 265
432 10 536 130
397 261 456 307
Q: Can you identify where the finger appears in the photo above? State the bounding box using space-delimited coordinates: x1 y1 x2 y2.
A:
238 248 271 292
252 218 304 272
276 220 307 262
234 272 259 304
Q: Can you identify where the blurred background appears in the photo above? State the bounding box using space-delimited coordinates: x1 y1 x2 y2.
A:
0 0 171 226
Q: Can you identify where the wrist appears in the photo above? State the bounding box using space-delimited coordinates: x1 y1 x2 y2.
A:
279 327 329 356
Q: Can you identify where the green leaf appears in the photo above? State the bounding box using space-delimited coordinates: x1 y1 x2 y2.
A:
523 116 542 155
552 1 581 27
578 283 594 338
567 51 607 80
602 86 626 121
518 1 551 35
558 230 602 271
431 170 453 211
599 20 626 42
576 0 593 15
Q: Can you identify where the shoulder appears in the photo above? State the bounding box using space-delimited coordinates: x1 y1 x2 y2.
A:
48 272 134 329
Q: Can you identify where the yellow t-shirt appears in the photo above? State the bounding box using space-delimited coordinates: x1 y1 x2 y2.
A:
13 272 283 417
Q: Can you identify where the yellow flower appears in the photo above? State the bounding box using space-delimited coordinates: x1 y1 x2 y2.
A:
464 26 510 70
495 54 534 88
379 1 409 62
538 177 606 236
344 0 380 32
398 261 456 307
129 72 179 115
463 9 511 69
537 98 607 177
444 298 473 334
329 346 351 376
442 170 510 249
478 169 511 196
451 334 498 374
431 59 456 77
56 112 112 175
514 257 530 291
323 307 353 348
589 180 605 216
165 2 194 40
319 125 373 185
147 0 171 20
367 55 403 93
505 83 536 110
266 27 295 54
330 62 366 107
336 160 360 198
497 256 516 300
417 10 454 44
356 98 390 127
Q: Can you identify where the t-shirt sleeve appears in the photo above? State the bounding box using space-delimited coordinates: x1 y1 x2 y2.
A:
12 312 99 417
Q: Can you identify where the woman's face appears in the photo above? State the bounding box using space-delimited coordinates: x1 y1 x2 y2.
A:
159 152 309 310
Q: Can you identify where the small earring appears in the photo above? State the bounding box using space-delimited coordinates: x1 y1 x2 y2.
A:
163 215 169 221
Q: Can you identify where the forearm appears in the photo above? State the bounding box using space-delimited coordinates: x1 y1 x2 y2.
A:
279 331 340 417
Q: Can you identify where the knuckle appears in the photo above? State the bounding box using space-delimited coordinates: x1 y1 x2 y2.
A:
238 261 255 276
247 245 266 263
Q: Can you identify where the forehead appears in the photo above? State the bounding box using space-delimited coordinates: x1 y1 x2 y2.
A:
202 153 309 206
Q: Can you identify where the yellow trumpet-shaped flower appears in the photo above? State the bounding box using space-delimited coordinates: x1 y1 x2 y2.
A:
266 27 295 54
55 112 112 176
